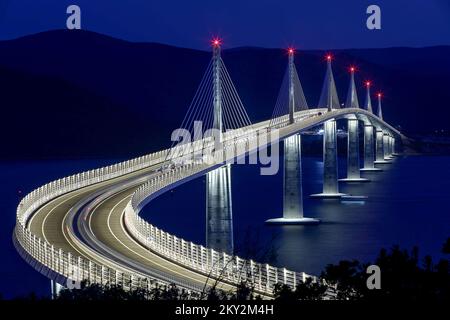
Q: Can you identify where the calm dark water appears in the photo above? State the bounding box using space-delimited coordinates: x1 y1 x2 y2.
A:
1 155 449 298
145 155 450 275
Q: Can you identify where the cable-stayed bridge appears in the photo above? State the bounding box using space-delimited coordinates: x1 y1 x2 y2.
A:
13 41 403 298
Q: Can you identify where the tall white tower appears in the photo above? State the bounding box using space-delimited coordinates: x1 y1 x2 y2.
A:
311 55 347 198
206 38 233 254
340 66 369 182
267 48 319 225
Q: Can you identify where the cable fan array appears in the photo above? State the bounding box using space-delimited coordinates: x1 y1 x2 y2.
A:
317 59 341 110
167 55 252 162
269 63 308 128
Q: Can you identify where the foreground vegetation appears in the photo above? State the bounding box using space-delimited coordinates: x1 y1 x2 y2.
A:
8 238 450 301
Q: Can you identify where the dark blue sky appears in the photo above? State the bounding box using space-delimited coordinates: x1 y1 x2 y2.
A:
0 0 449 49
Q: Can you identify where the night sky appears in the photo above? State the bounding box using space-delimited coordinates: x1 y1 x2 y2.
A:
0 0 449 49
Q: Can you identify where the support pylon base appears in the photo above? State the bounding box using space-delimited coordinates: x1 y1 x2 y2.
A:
310 192 347 199
339 178 370 182
265 217 320 225
360 167 382 172
374 160 392 164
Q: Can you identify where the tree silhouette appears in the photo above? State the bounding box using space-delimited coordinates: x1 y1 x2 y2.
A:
443 237 450 254
295 278 328 300
12 238 449 301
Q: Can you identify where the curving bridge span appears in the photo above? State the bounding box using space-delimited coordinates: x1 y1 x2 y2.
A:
13 44 404 298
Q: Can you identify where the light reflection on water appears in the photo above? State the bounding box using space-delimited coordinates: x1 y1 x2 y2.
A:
1 155 449 298
145 155 450 275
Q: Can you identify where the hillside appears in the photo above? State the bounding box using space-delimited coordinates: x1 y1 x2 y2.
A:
0 30 449 159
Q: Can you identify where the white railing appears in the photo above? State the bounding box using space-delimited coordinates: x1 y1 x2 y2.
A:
14 109 326 296
124 127 316 296
13 146 200 292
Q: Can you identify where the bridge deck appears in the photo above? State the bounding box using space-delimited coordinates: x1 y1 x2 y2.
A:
27 162 235 293
17 107 402 297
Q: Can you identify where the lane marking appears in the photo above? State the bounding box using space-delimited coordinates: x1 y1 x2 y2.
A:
101 194 228 289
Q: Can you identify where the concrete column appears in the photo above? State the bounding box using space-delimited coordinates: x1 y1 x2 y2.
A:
288 51 295 125
283 135 302 218
383 133 388 158
387 136 392 157
383 132 393 161
390 136 395 157
360 124 381 172
375 129 384 161
311 119 346 198
206 164 233 254
388 136 392 155
374 128 390 164
391 136 397 155
51 280 63 299
212 42 222 136
388 136 392 157
266 135 319 225
340 118 369 182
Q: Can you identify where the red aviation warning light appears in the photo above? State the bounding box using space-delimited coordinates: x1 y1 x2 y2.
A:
211 37 222 48
349 66 356 73
365 81 371 87
287 47 295 55
377 92 383 98
326 54 332 61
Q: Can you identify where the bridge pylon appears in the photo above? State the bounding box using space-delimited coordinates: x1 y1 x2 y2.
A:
311 119 347 198
374 128 388 163
377 94 398 157
360 82 382 172
318 55 340 111
388 135 395 158
311 55 347 198
374 93 392 163
206 39 234 254
206 164 233 254
383 132 394 161
340 67 369 182
51 280 64 299
364 81 373 114
267 49 320 225
377 92 383 120
360 123 381 171
390 136 398 156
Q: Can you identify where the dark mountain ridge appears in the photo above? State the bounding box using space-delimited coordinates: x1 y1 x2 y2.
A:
1 30 449 159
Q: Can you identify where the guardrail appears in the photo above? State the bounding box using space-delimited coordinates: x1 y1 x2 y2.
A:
124 124 317 296
13 146 187 292
14 109 325 296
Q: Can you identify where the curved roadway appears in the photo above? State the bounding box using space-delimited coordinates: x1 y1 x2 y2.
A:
27 162 234 293
19 107 403 295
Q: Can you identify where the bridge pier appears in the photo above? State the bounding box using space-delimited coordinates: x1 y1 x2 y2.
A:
391 136 398 156
388 135 394 157
206 164 233 254
51 280 63 299
266 134 320 225
386 135 392 159
390 136 396 157
374 128 390 164
383 132 394 162
311 119 347 198
360 124 381 172
339 118 369 182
